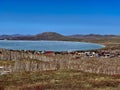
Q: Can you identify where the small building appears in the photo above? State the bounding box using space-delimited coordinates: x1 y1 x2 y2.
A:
43 51 55 55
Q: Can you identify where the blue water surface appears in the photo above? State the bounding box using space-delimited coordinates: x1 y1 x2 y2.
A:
0 40 104 51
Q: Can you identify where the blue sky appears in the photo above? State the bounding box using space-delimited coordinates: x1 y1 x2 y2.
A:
0 0 120 35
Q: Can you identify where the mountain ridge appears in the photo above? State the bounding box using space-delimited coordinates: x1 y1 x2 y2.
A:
0 32 119 43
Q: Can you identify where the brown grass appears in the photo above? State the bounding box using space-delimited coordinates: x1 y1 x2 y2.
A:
0 70 120 90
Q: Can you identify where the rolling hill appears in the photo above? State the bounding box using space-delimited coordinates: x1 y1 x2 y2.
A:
0 32 119 43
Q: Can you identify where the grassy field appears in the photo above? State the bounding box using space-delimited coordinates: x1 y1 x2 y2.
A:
0 70 120 90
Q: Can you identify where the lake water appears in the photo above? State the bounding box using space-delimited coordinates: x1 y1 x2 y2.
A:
0 40 104 51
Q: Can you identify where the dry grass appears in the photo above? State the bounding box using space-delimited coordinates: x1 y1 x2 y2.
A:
0 70 120 90
0 60 15 66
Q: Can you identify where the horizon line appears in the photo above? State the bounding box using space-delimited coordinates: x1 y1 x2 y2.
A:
0 32 120 36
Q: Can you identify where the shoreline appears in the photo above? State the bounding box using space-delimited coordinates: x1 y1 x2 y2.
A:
0 41 119 74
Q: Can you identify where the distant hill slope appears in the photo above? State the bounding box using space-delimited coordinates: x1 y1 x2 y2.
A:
0 32 119 43
69 34 119 39
34 32 69 40
0 32 73 41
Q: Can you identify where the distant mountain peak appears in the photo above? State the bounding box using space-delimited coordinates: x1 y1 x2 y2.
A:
35 32 66 40
37 32 63 36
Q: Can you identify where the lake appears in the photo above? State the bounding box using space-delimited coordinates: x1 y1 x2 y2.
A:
0 40 104 51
